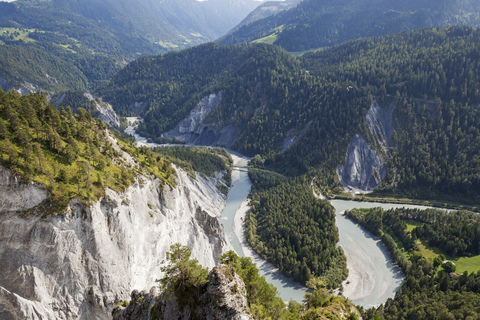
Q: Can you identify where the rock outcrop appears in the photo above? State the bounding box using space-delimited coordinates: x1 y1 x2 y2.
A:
0 166 48 213
281 121 312 151
162 93 239 148
84 93 120 127
337 134 386 192
0 166 231 319
112 265 253 320
338 100 395 192
0 79 35 95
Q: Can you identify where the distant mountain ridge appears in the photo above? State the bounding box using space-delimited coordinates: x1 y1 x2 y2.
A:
219 0 480 52
227 0 302 34
0 0 264 54
0 0 265 90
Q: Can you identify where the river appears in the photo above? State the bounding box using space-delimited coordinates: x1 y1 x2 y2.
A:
124 118 440 307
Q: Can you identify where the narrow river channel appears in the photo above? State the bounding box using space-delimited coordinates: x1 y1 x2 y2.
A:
125 119 440 307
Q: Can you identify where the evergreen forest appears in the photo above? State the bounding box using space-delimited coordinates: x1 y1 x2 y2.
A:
220 0 480 52
246 171 348 288
99 26 480 203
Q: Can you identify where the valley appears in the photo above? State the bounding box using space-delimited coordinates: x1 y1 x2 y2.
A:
2 0 480 319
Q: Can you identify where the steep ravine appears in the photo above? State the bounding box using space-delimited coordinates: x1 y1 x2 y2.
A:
0 166 232 319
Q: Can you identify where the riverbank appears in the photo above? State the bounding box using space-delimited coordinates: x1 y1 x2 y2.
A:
336 211 381 303
232 198 309 302
334 193 480 213
229 154 309 302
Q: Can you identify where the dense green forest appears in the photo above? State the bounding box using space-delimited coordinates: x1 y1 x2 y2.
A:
285 27 480 202
246 171 347 287
97 41 370 179
219 0 480 52
99 26 480 203
376 94 480 203
0 44 88 91
300 26 480 202
345 207 480 319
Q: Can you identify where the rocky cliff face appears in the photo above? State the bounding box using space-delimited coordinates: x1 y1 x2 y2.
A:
0 167 231 320
162 93 239 148
337 134 386 192
338 100 395 192
0 166 48 213
0 77 36 95
84 93 120 127
112 265 253 320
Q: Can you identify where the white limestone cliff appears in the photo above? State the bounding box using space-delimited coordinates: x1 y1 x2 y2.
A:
84 93 120 127
0 166 48 213
338 100 395 192
0 166 231 319
162 92 239 148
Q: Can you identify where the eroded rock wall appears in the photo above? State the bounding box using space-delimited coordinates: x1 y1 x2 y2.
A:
338 100 395 192
162 93 239 148
0 166 48 213
0 167 231 320
84 93 120 127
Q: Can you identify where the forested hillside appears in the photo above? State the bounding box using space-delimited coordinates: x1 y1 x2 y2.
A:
100 26 480 203
220 0 480 52
97 41 370 178
302 26 480 202
0 0 263 90
0 44 88 91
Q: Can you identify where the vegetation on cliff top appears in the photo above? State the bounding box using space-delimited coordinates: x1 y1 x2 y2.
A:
0 90 176 214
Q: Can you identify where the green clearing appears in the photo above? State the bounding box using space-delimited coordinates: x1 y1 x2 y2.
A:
402 218 480 274
416 241 440 262
252 25 285 45
405 219 423 232
156 41 179 49
416 239 480 274
0 28 36 43
57 44 77 53
252 32 278 45
289 47 324 58
453 255 480 274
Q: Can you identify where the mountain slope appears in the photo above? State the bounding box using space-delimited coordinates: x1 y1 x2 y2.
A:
0 45 88 92
219 0 480 52
100 26 480 203
0 0 263 55
227 0 302 35
0 0 264 90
